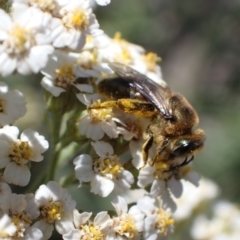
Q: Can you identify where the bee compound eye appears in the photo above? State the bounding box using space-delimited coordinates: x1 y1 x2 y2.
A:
172 140 193 157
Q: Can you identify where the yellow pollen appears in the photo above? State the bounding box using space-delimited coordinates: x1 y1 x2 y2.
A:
153 162 172 180
8 140 33 165
121 47 132 62
155 208 174 236
11 213 32 237
30 0 56 12
55 65 76 88
113 32 123 41
113 32 133 64
116 215 137 239
81 223 105 240
143 52 161 72
90 108 113 124
72 9 89 29
94 156 123 179
8 24 33 54
41 201 63 223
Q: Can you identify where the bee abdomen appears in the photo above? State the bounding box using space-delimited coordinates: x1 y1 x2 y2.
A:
98 78 133 100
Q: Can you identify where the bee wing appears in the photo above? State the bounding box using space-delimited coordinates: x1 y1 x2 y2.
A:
109 62 173 119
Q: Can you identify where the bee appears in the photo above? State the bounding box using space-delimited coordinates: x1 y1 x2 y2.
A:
90 63 205 171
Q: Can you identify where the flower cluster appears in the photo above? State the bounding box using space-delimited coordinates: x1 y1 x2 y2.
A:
0 0 215 240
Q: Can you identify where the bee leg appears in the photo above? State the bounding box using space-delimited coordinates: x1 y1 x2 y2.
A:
150 138 169 166
142 134 154 166
89 99 156 117
164 155 194 172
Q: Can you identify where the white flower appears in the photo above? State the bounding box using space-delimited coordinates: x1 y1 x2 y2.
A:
0 82 26 126
41 50 80 96
77 94 118 140
0 8 53 76
98 32 145 67
191 201 240 240
173 178 219 221
63 209 111 240
74 141 134 197
137 195 174 240
35 181 76 235
0 192 40 238
0 126 49 186
50 0 102 50
74 49 110 78
108 196 144 240
10 0 103 51
0 214 17 238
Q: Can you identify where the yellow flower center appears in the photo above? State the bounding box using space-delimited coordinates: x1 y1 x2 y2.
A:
7 24 34 54
94 155 124 179
55 65 76 88
90 107 114 124
80 223 105 240
8 140 33 166
40 200 64 223
143 52 161 72
11 213 32 237
64 9 89 30
155 208 174 236
29 0 56 12
114 214 137 239
113 32 133 65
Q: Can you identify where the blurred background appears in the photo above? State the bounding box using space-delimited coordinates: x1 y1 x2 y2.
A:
3 0 240 239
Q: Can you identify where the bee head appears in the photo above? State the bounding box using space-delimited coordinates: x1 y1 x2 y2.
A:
171 129 205 158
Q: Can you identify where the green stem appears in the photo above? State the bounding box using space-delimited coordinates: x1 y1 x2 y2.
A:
46 115 62 181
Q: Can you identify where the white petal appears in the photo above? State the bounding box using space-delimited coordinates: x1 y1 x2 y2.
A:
41 77 65 97
94 211 111 229
55 214 75 235
137 196 157 216
168 177 183 198
91 141 114 157
137 166 155 188
74 210 92 226
3 162 30 186
87 124 104 140
184 171 201 186
24 226 43 240
74 155 94 182
90 174 114 197
128 205 144 232
74 84 93 93
63 229 82 240
101 121 118 138
111 196 128 216
0 214 17 236
21 129 49 153
33 220 53 240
